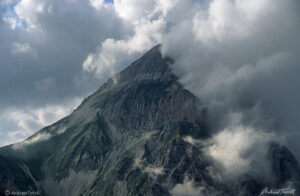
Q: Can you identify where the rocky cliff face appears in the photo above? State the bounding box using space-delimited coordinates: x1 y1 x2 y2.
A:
0 45 299 196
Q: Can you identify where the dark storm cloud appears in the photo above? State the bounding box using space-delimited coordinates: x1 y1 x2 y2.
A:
1 0 300 183
158 0 300 176
0 0 132 109
74 0 300 178
0 0 134 146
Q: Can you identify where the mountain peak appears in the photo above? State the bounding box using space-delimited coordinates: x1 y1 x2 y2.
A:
0 45 299 196
100 44 174 90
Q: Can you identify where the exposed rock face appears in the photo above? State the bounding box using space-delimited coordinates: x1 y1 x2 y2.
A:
268 143 300 192
0 45 299 196
0 156 37 193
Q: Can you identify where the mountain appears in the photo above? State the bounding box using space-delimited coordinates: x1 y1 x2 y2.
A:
0 45 299 196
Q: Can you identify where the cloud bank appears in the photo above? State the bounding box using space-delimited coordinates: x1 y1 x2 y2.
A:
0 0 128 145
80 0 300 184
1 1 300 187
159 0 300 182
160 0 300 161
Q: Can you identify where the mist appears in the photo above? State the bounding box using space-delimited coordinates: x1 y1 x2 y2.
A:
1 0 300 185
159 0 300 180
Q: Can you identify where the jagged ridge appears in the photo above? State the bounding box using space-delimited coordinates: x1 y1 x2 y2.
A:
0 45 299 196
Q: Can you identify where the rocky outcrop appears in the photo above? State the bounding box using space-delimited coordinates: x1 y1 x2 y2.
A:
0 155 38 195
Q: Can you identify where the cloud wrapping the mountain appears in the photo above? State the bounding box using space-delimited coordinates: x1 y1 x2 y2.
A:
1 0 300 185
82 0 177 79
0 98 81 147
160 0 300 160
81 0 300 180
157 0 300 178
205 112 278 179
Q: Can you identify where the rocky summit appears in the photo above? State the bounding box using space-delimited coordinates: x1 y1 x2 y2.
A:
0 45 300 196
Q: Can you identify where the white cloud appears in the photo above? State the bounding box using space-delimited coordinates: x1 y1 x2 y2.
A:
80 0 300 169
0 98 81 147
3 16 24 30
0 0 300 185
170 180 207 196
114 0 155 21
82 17 165 78
82 0 177 78
0 0 131 146
159 0 300 159
183 136 202 146
12 132 52 150
144 166 164 178
204 112 278 179
192 0 267 45
89 0 104 10
11 42 37 57
14 0 45 30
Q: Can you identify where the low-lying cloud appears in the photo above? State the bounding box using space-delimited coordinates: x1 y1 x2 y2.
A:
80 0 300 182
0 98 80 146
205 122 277 179
170 179 219 196
159 0 300 179
1 0 300 185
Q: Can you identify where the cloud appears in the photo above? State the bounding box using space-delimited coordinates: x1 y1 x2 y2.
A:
143 166 164 180
12 132 52 150
205 122 277 179
14 0 45 30
0 0 17 6
0 97 81 147
170 180 204 196
1 0 300 186
34 77 56 91
82 0 173 78
159 0 300 160
89 0 104 10
82 17 165 78
11 42 37 57
80 0 300 167
0 0 130 108
114 0 156 21
2 16 24 29
0 0 131 145
56 0 289 183
12 126 66 150
0 0 26 29
170 179 219 196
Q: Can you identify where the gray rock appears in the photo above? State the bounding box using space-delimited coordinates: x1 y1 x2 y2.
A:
0 45 299 196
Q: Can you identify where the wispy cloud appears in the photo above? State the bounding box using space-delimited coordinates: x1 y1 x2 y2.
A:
0 1 300 181
11 42 37 57
0 98 81 147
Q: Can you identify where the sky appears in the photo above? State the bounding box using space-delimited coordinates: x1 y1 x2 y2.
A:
0 0 128 146
0 0 167 146
0 0 300 182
